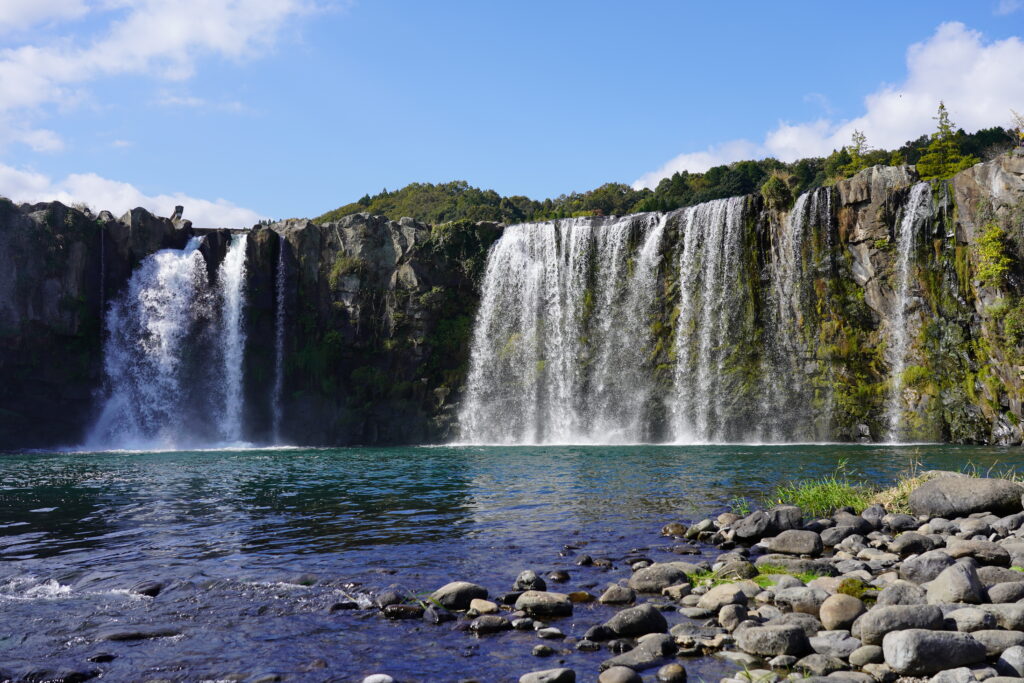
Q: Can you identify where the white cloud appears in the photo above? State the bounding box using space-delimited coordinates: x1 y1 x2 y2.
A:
996 0 1023 15
0 0 323 150
634 22 1024 189
0 162 264 228
111 139 132 148
0 0 90 34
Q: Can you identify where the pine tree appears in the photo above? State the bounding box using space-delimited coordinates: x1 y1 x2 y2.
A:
916 102 980 180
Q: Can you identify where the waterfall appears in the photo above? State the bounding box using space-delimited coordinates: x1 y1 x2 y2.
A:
761 188 833 441
885 182 932 442
87 232 254 450
271 236 287 443
216 233 248 443
87 237 211 449
670 196 746 443
458 213 666 444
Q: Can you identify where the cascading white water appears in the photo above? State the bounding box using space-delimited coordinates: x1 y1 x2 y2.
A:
216 234 248 442
761 188 833 441
87 237 210 449
87 233 254 450
459 213 666 444
271 238 287 443
885 182 932 442
671 196 746 442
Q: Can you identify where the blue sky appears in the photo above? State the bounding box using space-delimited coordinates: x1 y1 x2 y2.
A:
1 1 1023 226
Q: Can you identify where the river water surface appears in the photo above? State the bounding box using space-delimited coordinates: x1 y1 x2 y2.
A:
2 444 1023 681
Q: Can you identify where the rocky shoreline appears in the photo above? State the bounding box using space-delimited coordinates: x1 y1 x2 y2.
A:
345 470 1024 683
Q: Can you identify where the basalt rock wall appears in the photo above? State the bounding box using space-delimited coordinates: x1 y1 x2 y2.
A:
2 153 1024 449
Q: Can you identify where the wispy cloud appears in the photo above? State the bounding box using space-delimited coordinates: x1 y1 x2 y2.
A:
0 161 265 228
0 0 326 151
995 0 1023 16
110 139 132 148
634 22 1024 189
154 90 250 112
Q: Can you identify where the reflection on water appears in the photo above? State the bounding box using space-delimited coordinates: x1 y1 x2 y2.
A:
0 444 1021 680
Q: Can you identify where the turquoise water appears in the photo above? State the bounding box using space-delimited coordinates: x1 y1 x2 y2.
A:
1 444 1022 681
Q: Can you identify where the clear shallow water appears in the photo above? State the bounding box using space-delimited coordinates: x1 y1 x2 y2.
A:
1 444 1023 682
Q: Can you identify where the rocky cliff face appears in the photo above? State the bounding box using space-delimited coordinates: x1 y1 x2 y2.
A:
1 153 1023 449
0 199 499 449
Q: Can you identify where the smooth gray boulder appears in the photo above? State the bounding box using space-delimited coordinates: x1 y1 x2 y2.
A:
980 604 1024 630
604 603 668 637
515 591 573 617
852 604 944 645
900 550 956 583
600 633 676 671
882 629 986 675
762 530 823 556
946 607 997 632
767 505 804 534
889 532 935 556
599 584 636 605
970 629 1024 657
909 476 1024 517
997 645 1024 677
946 539 1011 566
519 669 576 683
927 562 987 604
429 581 488 611
628 562 701 593
808 630 861 659
696 583 747 611
514 570 548 592
736 624 810 656
733 511 771 540
773 586 829 617
978 565 1024 587
795 653 845 675
989 582 1024 603
876 579 927 606
849 644 883 666
819 594 866 630
766 612 823 638
598 667 642 683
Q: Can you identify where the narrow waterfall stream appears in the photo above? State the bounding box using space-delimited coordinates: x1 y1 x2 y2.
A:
217 234 248 443
271 237 287 444
885 182 932 442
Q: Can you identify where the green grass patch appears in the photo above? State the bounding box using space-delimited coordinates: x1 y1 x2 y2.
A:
755 565 824 585
766 459 873 517
836 578 869 598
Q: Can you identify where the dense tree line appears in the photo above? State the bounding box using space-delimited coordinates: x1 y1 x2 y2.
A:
315 108 1017 226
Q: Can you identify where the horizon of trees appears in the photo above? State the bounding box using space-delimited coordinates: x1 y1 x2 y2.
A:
315 106 1018 226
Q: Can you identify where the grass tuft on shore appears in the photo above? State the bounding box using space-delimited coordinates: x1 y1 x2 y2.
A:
766 459 872 517
755 564 824 585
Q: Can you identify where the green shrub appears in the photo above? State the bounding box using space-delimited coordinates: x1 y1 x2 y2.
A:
1005 302 1024 347
328 254 367 288
976 223 1012 289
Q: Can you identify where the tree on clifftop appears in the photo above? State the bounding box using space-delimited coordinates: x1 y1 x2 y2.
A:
916 102 980 180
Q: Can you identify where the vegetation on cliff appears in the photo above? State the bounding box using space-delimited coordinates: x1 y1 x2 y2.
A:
316 111 1015 226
